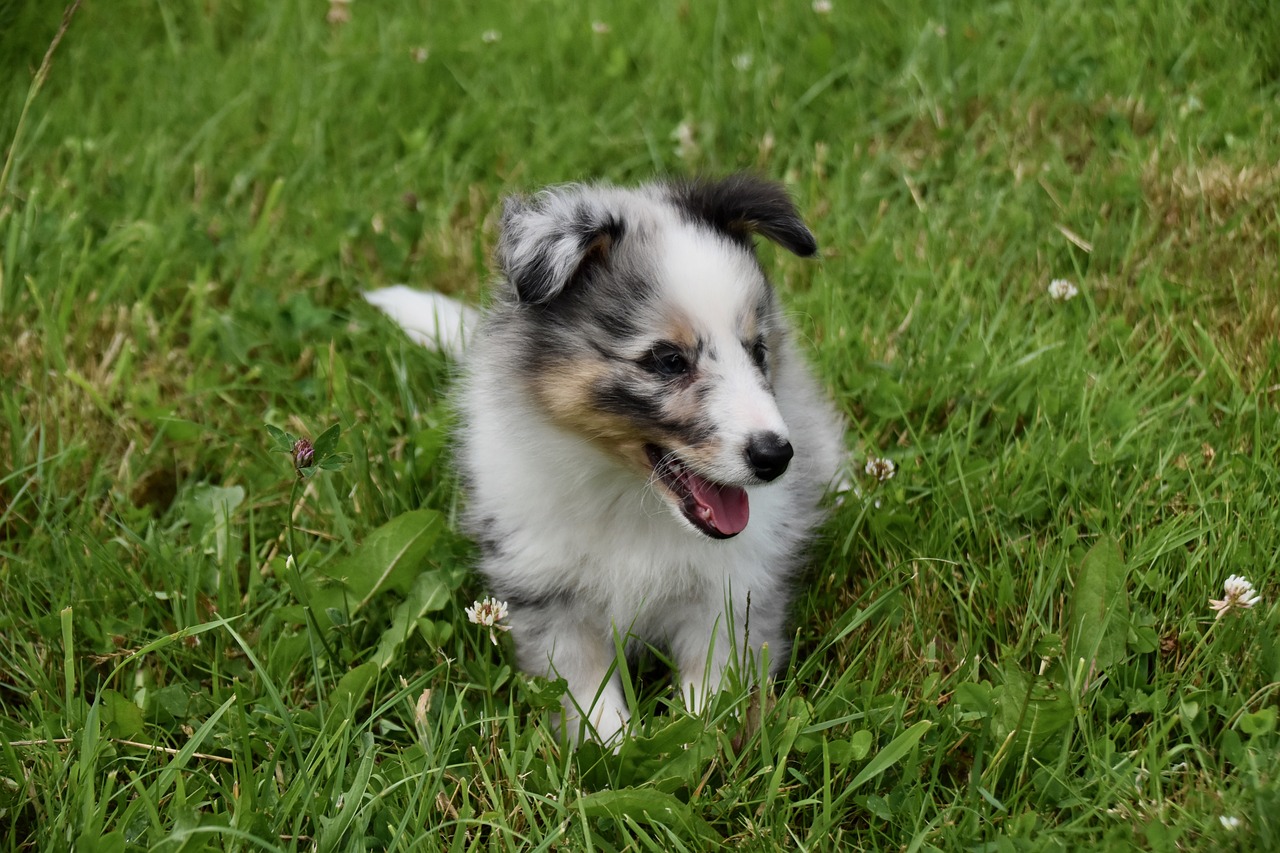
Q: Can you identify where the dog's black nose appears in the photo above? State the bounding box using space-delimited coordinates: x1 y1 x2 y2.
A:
745 432 793 482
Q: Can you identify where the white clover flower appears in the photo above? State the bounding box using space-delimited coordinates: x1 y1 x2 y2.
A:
864 456 896 482
591 21 611 35
1209 575 1261 619
672 121 699 161
326 0 351 25
466 596 511 644
732 53 753 72
813 0 833 14
1220 815 1241 831
481 29 501 44
1047 278 1079 301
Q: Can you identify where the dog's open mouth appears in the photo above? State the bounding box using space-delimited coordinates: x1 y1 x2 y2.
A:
645 444 749 539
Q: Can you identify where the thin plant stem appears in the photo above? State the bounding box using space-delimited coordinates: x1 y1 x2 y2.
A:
285 474 340 670
0 1 84 205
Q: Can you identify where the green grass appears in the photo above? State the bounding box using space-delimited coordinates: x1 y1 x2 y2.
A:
2 0 1279 849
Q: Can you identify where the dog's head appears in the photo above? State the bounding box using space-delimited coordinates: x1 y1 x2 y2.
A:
496 175 817 539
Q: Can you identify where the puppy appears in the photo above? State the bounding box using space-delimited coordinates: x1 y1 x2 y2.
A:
368 175 844 743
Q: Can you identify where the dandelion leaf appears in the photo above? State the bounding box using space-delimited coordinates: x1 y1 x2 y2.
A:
990 665 1073 757
576 787 720 843
328 662 379 728
371 571 450 669
318 508 444 611
618 715 715 792
1066 535 1130 677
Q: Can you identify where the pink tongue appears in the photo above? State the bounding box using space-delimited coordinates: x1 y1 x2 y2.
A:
687 474 750 535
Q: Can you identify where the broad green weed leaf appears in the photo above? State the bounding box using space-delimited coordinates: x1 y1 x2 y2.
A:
312 422 342 457
576 787 720 842
990 666 1073 757
954 681 995 716
186 484 245 532
1067 535 1130 680
146 684 194 724
635 715 704 754
519 676 567 710
828 730 873 766
1129 624 1159 653
74 832 125 853
848 720 931 790
328 662 379 725
414 618 453 646
644 726 717 791
848 729 873 760
1240 707 1276 736
865 793 895 820
372 571 450 669
616 715 713 792
318 509 444 611
100 689 145 739
264 423 295 452
186 484 245 565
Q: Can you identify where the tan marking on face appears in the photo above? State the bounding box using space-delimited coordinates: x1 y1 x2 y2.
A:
529 311 751 498
530 358 651 472
661 310 700 355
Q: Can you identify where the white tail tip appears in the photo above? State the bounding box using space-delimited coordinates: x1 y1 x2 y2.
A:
363 286 479 358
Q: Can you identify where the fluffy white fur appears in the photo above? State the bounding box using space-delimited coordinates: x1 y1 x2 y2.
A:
362 285 479 358
367 176 844 744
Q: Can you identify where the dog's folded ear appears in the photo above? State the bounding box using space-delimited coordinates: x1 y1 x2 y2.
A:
498 191 624 305
670 174 818 258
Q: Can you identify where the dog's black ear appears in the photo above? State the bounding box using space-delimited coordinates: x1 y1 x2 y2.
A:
497 190 625 305
670 174 817 258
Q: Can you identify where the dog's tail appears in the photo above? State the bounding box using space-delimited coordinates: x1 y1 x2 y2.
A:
363 286 479 359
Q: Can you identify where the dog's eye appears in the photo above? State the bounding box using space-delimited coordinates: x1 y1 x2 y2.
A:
642 343 690 377
750 339 769 371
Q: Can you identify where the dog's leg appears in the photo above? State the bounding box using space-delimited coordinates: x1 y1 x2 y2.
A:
570 675 629 746
513 613 630 745
674 619 734 715
672 594 787 714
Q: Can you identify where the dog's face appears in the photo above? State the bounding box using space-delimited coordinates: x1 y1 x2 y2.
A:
497 176 817 539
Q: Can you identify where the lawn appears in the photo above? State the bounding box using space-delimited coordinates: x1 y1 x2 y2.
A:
2 0 1278 849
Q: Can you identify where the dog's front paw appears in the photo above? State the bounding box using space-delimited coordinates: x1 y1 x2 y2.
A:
559 689 630 749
